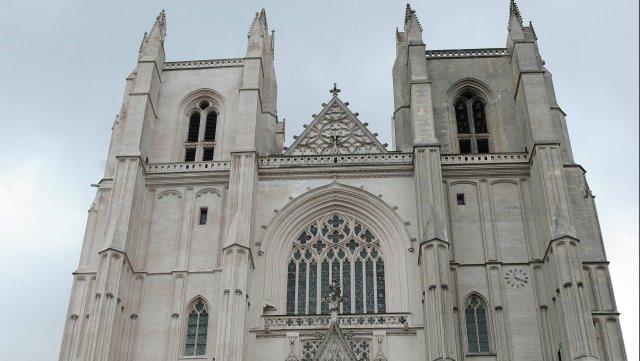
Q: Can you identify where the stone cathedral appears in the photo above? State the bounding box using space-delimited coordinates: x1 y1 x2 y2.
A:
58 3 627 361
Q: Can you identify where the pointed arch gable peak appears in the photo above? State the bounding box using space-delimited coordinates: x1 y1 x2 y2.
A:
186 295 210 310
447 78 495 104
284 96 388 156
259 182 411 312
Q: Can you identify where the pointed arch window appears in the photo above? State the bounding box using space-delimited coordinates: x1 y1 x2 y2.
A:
454 91 490 154
184 298 209 356
285 214 386 315
184 99 218 161
465 294 490 354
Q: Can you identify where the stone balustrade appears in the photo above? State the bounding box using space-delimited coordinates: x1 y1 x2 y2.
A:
440 152 528 164
262 313 411 330
144 152 527 174
258 153 413 168
145 161 231 173
425 48 509 59
164 57 245 70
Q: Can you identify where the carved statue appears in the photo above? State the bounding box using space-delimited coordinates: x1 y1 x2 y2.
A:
327 282 344 312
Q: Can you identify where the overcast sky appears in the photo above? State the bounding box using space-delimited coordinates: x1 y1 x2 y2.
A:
0 0 637 360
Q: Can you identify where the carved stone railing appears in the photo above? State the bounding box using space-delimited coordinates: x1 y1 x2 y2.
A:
164 57 245 70
440 152 528 165
425 48 509 59
262 313 410 330
258 153 413 169
145 161 231 174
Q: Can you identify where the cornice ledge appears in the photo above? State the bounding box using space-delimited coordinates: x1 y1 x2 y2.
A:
542 234 581 261
417 237 450 264
221 243 255 269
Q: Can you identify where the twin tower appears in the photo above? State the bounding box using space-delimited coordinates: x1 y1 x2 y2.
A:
58 3 627 361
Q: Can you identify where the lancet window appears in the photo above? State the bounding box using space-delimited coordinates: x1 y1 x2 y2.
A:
465 294 490 354
454 91 490 154
184 99 218 161
285 214 386 315
184 298 209 356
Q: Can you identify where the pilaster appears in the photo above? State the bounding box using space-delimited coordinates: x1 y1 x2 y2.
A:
83 249 133 361
415 146 459 361
215 152 257 361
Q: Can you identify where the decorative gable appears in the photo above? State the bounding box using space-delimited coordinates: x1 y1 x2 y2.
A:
285 85 387 156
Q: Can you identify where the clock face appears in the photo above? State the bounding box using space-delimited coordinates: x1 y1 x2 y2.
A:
504 269 529 288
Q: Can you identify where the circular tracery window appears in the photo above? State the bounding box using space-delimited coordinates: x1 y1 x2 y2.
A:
285 214 386 315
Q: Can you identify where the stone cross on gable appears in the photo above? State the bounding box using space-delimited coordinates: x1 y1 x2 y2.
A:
330 83 341 97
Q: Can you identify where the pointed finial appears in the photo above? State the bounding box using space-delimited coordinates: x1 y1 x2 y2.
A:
330 83 341 96
508 0 523 30
152 9 167 38
248 8 269 36
404 3 422 32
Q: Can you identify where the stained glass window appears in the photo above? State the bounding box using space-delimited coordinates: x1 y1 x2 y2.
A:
309 260 317 314
454 93 491 154
298 261 307 314
204 112 217 141
365 259 375 313
185 99 219 161
184 298 209 356
321 260 329 314
187 113 200 142
286 214 386 315
286 261 296 315
355 259 364 313
465 295 490 354
376 260 386 313
342 259 351 313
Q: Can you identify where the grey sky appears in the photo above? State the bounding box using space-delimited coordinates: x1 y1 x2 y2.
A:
0 0 637 359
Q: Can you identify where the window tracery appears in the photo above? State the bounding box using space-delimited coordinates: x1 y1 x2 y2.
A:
454 91 490 154
286 214 386 315
184 298 209 356
464 294 490 354
184 99 218 161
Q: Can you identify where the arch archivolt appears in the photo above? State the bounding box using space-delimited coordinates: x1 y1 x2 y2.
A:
258 182 411 313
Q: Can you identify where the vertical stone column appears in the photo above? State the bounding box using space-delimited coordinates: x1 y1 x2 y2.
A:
531 145 599 360
215 152 257 361
163 272 187 360
487 265 512 361
84 250 131 361
415 147 459 361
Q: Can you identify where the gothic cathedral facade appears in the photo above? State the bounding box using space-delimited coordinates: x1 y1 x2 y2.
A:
58 3 627 361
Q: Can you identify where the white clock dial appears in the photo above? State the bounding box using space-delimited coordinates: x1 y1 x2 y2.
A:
505 268 529 288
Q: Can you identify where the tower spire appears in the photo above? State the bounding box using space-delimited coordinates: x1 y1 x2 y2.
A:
248 8 268 37
404 4 423 36
139 10 166 57
149 9 167 40
508 0 524 31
